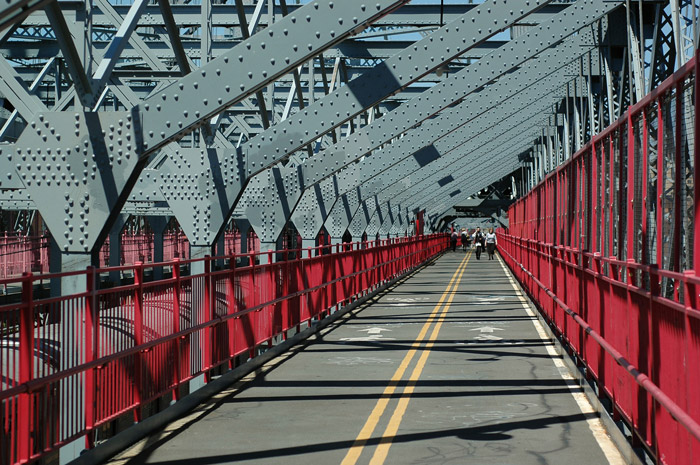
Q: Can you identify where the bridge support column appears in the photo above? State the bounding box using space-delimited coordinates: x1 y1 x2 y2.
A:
234 219 252 265
50 241 95 464
108 214 128 285
188 244 213 392
258 242 276 264
215 232 226 269
301 238 316 255
149 216 169 281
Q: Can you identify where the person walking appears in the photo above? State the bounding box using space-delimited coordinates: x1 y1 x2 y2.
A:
485 227 497 260
460 228 469 251
471 227 485 260
450 229 458 252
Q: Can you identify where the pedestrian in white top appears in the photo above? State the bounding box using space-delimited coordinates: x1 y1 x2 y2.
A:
485 227 497 260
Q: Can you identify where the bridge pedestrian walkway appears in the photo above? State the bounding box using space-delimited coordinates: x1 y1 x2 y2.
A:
107 250 625 465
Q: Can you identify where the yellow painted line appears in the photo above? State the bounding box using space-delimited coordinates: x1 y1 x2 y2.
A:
369 252 471 465
340 252 471 465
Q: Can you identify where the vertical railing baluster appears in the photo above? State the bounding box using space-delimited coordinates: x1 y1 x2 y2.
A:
172 258 181 400
18 272 34 462
133 262 144 423
84 267 98 449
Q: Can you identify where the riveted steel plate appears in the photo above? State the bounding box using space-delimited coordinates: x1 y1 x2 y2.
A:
13 111 143 252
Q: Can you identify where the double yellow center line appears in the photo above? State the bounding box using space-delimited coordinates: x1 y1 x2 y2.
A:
340 251 472 465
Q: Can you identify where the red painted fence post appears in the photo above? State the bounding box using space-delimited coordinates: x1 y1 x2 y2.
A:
227 256 236 367
204 257 212 382
84 266 98 449
694 50 700 272
657 101 664 268
172 258 181 400
18 272 34 462
133 262 144 423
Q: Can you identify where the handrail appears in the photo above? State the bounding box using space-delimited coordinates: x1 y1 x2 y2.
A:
0 233 449 464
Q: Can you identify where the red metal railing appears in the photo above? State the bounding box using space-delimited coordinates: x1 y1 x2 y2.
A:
0 231 264 280
500 54 700 464
0 234 447 464
99 232 193 266
0 235 49 280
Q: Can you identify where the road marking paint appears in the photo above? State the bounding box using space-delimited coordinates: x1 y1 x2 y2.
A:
496 254 626 465
368 252 470 465
469 326 505 333
359 327 392 335
340 252 471 465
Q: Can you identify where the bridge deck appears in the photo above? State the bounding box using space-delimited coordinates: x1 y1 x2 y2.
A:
109 251 623 465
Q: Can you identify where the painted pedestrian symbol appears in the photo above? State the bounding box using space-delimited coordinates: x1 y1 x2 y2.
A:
470 326 505 333
340 327 395 342
470 326 505 341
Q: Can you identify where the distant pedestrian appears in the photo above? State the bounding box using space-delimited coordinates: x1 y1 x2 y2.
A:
471 227 485 260
485 227 497 260
460 229 469 251
451 230 458 252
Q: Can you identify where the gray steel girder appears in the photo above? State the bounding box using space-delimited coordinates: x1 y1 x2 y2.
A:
363 115 557 234
292 45 576 243
140 0 409 155
11 0 407 252
307 30 597 239
366 201 393 237
231 0 608 247
405 146 533 226
163 0 551 245
323 187 361 240
349 195 382 240
0 0 51 31
2 39 507 62
374 201 404 237
359 75 572 228
19 3 571 29
423 145 536 224
291 0 618 190
401 120 542 211
322 52 578 233
385 203 405 236
430 156 528 217
289 175 339 239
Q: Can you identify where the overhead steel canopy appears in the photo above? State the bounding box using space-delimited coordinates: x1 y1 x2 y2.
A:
232 0 616 244
294 31 593 239
0 0 694 256
5 0 411 252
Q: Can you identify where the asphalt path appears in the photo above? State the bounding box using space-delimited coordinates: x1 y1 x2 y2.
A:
109 249 624 465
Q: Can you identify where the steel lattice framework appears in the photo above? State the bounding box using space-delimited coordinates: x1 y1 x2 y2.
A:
2 2 700 463
0 0 697 271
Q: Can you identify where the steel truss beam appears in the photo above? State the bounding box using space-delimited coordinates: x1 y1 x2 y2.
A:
367 11 682 233
315 35 589 240
239 1 615 243
8 0 409 252
393 132 542 233
353 82 569 238
349 61 626 233
286 0 616 195
164 0 553 245
18 3 570 29
0 0 51 32
0 38 506 62
377 101 564 230
0 0 678 250
424 143 539 231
